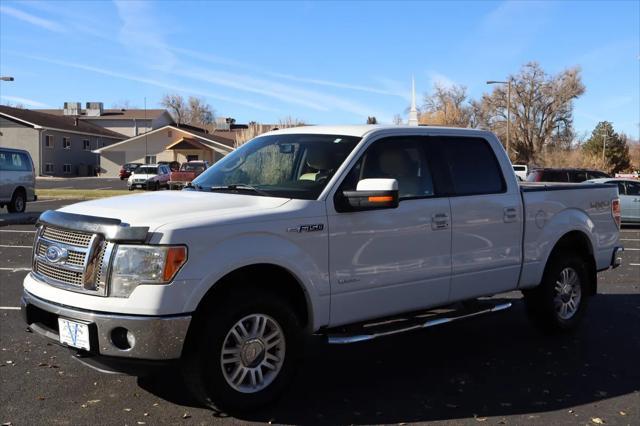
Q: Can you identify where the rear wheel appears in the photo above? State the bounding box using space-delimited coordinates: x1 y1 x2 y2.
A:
182 288 303 414
7 189 26 213
523 252 590 333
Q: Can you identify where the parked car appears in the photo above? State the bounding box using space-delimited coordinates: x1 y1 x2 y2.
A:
587 178 640 223
158 160 181 172
513 164 528 180
527 168 610 183
119 163 142 180
22 126 621 414
0 147 36 213
168 161 209 190
127 164 171 190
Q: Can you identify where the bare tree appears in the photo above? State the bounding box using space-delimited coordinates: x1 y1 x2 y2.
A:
473 62 585 163
161 94 188 125
187 96 214 127
420 83 473 127
392 114 403 125
277 116 307 129
366 116 378 124
111 100 136 109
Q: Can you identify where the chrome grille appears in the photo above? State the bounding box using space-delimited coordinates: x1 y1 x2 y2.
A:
42 226 93 247
32 225 113 296
35 260 84 286
37 241 85 266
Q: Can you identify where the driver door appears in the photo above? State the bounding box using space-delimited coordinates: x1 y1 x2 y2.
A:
327 136 452 327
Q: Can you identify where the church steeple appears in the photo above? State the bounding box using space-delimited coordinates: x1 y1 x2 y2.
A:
408 75 419 126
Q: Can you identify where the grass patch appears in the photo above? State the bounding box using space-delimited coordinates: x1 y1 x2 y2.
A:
36 189 132 200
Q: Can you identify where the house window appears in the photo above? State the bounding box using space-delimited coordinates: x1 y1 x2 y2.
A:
83 139 91 150
145 155 156 164
45 135 54 148
45 163 54 173
187 155 199 161
63 137 71 150
63 164 72 174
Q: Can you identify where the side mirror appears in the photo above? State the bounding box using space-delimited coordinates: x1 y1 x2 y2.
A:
338 178 399 212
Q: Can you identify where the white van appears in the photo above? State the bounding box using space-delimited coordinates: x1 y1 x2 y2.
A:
0 147 36 212
513 164 528 180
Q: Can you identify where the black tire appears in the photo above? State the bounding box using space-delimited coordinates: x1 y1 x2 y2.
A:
523 251 590 334
7 189 26 213
182 287 303 414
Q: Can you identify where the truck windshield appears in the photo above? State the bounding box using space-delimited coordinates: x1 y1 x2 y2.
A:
192 134 360 200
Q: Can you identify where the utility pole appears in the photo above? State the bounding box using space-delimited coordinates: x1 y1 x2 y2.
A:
487 79 512 158
599 130 610 168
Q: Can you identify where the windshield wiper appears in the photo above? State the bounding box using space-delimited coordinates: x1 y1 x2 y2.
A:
210 184 270 197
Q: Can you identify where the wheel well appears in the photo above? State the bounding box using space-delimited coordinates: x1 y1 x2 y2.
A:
13 186 26 198
548 231 597 295
194 264 310 329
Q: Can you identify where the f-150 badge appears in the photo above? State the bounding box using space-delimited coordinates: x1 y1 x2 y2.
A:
287 224 324 233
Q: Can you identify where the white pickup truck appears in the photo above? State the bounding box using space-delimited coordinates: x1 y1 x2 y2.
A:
22 126 623 413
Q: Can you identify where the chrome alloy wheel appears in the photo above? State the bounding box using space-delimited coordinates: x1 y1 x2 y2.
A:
554 267 582 320
220 314 286 393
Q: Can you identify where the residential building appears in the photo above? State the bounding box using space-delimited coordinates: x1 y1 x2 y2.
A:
0 105 126 176
93 124 234 176
36 102 174 137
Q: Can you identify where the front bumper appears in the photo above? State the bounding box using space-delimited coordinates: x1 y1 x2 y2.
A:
21 290 192 363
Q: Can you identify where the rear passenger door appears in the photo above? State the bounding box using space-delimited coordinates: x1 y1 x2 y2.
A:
435 136 523 301
621 181 640 221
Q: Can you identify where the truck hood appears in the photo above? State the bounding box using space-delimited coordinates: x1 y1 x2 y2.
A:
57 191 291 229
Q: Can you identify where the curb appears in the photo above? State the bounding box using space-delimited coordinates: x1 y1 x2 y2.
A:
0 212 41 227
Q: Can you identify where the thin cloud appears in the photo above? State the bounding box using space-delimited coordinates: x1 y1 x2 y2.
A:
1 95 50 108
266 72 405 97
427 71 457 89
0 5 66 33
15 53 279 113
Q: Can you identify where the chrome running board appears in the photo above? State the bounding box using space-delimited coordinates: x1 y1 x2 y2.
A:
326 301 512 345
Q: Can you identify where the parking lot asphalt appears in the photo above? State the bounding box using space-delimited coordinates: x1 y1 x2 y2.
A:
1 203 638 425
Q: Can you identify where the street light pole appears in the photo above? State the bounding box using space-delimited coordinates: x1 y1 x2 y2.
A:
599 131 610 167
487 79 512 159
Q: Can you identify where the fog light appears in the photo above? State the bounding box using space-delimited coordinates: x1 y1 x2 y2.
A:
111 327 135 350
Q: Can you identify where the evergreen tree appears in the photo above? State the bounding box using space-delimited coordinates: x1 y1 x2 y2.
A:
582 121 630 174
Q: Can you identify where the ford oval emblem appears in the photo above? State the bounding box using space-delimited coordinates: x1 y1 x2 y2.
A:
45 245 68 264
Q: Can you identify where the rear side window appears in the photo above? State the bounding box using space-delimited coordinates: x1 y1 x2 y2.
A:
0 150 31 172
438 137 506 196
543 170 569 182
571 171 588 182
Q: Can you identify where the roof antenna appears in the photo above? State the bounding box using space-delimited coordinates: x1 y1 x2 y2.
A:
408 75 419 126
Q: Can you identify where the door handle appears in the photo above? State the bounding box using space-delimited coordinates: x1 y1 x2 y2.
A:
431 212 449 230
504 207 518 223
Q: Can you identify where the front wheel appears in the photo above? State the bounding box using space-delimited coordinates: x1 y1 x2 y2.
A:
523 252 590 333
182 289 303 414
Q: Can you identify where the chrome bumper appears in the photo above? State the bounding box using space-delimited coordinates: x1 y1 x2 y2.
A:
611 246 624 269
21 290 191 361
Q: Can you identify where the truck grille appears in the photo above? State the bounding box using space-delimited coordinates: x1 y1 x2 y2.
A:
32 225 113 296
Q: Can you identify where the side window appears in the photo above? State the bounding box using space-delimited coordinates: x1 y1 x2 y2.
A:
614 182 626 195
339 137 435 199
439 137 506 195
572 171 587 182
625 182 640 196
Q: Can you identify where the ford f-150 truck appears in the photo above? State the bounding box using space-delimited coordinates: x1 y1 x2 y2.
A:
21 126 623 413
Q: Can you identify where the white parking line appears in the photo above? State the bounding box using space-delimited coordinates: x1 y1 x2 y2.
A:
30 198 61 203
0 307 20 310
0 245 31 248
621 239 640 241
0 230 36 234
0 267 30 271
95 187 113 190
624 248 640 251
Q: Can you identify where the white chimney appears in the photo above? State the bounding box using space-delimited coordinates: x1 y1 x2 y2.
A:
63 102 81 116
85 102 104 117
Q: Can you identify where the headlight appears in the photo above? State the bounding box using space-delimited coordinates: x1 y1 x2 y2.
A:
110 245 187 297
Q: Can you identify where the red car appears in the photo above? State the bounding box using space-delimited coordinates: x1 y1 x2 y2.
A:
168 161 209 190
119 163 142 180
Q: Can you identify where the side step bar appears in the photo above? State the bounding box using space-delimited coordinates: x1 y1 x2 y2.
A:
326 301 512 345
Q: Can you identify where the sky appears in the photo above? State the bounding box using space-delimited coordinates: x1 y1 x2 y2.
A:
0 0 638 138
